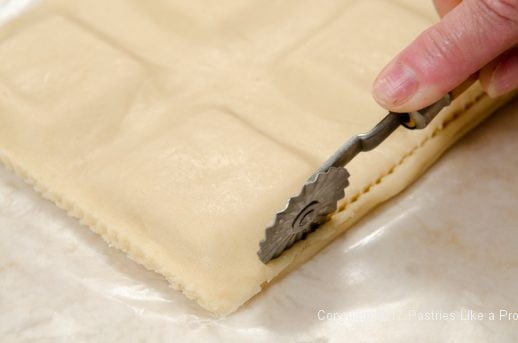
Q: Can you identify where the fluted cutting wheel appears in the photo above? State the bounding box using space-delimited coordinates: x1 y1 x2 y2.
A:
258 167 349 263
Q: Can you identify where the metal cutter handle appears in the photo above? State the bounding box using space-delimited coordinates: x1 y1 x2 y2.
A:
400 94 451 129
401 77 476 130
313 80 475 178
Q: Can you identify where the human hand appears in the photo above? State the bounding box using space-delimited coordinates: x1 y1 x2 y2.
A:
372 0 518 112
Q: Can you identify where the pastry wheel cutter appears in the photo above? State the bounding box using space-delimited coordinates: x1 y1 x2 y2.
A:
258 84 471 263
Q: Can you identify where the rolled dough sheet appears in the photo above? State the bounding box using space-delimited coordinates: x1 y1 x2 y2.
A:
0 0 513 315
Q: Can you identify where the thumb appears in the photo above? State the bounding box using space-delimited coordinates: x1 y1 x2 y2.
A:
372 0 518 112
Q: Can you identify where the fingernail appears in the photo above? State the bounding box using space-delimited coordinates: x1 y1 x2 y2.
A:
488 52 518 97
373 62 419 108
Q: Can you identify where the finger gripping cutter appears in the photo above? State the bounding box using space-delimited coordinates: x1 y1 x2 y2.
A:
258 86 468 263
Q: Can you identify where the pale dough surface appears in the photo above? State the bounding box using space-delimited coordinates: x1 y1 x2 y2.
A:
0 0 513 315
